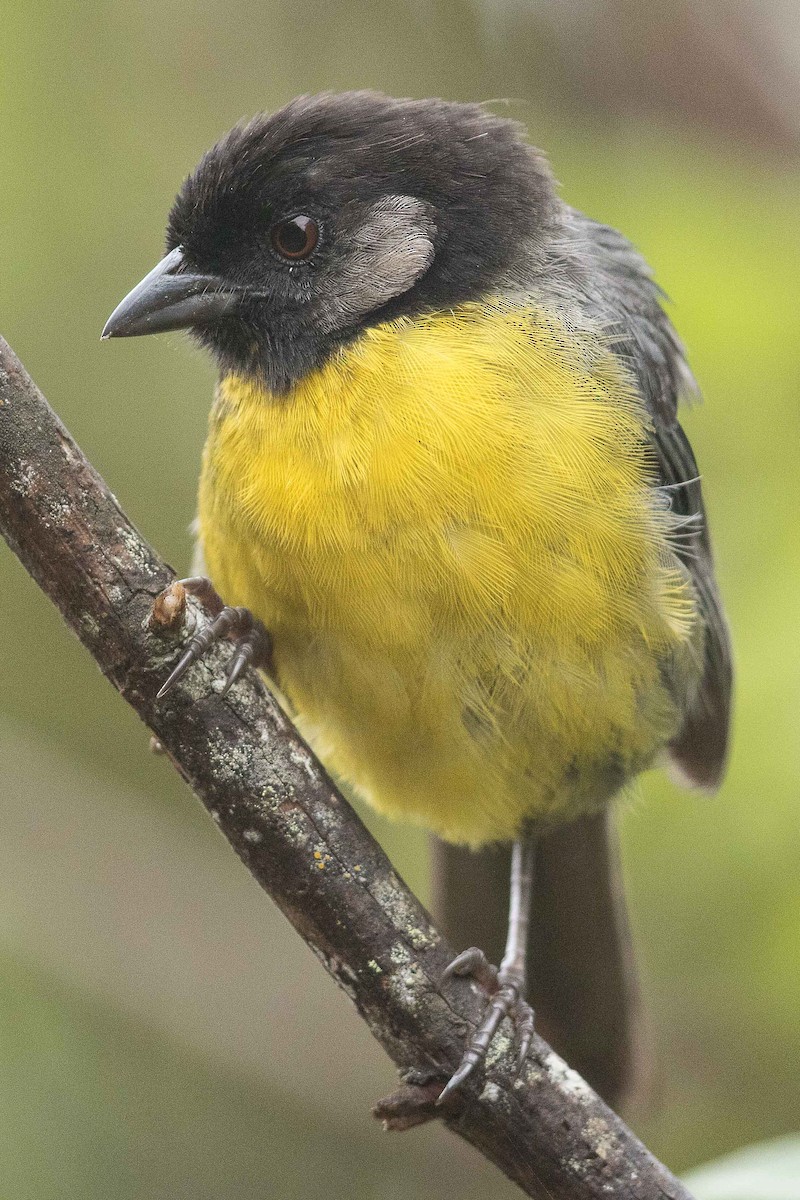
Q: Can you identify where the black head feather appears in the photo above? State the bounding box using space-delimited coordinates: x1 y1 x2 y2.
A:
166 91 557 389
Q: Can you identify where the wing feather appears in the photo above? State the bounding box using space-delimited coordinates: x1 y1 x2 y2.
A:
562 210 733 789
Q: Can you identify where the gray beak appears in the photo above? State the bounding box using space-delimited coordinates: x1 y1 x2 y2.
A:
101 247 239 339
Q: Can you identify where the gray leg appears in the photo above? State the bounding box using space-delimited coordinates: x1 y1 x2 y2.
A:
501 838 536 987
438 837 536 1103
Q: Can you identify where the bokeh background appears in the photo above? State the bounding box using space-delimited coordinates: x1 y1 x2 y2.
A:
2 1 799 1196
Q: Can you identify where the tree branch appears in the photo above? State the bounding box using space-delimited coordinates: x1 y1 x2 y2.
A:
0 335 695 1200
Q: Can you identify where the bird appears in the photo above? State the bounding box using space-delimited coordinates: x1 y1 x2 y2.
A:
102 91 732 1108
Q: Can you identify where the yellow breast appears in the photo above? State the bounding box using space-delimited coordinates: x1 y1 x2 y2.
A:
198 302 698 845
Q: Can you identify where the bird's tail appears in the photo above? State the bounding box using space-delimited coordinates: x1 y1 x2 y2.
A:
431 809 646 1112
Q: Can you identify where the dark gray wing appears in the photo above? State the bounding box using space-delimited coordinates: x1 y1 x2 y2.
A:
650 422 733 786
568 211 733 788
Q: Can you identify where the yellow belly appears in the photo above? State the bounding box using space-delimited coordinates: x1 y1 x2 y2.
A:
198 302 698 846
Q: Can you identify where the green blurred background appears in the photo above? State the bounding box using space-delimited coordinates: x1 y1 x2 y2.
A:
2 1 799 1196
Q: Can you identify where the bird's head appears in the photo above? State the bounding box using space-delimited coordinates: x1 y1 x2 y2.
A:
103 91 556 391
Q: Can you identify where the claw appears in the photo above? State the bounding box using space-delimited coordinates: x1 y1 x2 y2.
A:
220 638 255 696
437 1058 477 1105
156 646 198 698
151 577 272 699
438 949 534 1103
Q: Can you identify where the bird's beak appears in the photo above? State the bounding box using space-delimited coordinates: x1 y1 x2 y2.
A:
101 247 239 339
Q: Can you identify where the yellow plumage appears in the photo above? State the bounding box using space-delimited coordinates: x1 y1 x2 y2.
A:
198 302 699 846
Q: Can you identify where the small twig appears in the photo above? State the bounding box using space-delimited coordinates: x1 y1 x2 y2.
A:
374 1080 446 1131
0 335 696 1200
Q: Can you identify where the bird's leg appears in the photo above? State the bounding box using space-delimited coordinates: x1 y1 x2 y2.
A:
438 838 536 1103
153 576 272 699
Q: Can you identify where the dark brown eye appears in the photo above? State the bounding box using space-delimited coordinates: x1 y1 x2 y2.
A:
270 215 319 260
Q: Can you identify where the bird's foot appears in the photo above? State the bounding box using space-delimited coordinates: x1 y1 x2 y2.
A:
438 947 534 1104
152 576 272 699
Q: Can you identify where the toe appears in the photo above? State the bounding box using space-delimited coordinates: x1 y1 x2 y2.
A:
514 1002 535 1071
438 981 519 1102
220 640 254 695
155 598 271 700
176 576 225 617
441 947 499 992
156 645 199 698
438 949 536 1100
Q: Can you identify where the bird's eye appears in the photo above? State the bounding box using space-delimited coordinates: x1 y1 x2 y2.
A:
270 215 319 261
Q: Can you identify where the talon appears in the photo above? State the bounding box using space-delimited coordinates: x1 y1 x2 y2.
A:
437 1058 478 1105
151 576 272 699
438 948 535 1102
220 639 254 695
157 645 199 698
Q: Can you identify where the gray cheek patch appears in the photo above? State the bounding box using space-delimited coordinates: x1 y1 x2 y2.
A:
315 195 436 332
